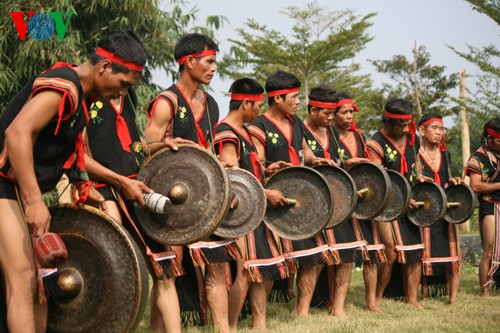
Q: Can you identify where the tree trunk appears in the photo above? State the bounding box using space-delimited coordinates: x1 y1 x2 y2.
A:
460 68 471 233
413 41 422 118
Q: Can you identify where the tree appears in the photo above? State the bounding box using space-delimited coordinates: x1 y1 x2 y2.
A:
217 1 378 119
448 0 499 120
370 44 459 119
0 0 226 132
445 0 500 177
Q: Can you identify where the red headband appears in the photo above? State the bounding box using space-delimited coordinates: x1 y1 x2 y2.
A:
176 49 216 65
95 47 144 72
308 100 337 109
230 93 264 102
267 87 300 98
419 118 446 151
385 111 416 145
486 127 500 139
419 118 443 128
385 111 413 120
336 99 359 112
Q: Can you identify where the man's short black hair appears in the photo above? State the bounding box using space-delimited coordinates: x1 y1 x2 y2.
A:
382 98 413 127
174 33 219 72
418 113 442 127
265 70 301 107
228 78 264 111
307 84 336 113
89 30 146 75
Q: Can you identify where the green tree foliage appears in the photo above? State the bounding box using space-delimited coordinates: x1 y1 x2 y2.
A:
217 1 379 121
0 0 225 132
370 44 459 120
448 0 499 120
445 0 500 176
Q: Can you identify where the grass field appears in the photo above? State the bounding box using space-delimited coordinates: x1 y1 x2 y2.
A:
134 263 500 333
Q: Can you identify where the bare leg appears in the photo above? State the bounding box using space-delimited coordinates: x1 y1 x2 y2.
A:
363 262 381 312
0 199 39 333
104 201 182 332
228 256 250 330
249 282 269 331
376 221 397 301
206 263 230 333
294 264 323 317
405 263 422 309
152 278 181 333
448 269 460 305
331 263 352 318
479 215 494 297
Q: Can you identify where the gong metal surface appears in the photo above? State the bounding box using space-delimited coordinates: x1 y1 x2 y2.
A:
348 162 390 220
263 166 333 240
407 181 447 227
375 170 411 222
46 204 148 333
135 145 230 245
214 168 266 238
314 164 356 228
444 183 478 224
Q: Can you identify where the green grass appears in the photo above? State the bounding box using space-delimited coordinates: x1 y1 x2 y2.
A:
134 263 500 333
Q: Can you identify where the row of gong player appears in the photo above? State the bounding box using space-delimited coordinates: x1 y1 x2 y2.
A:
42 145 478 333
135 144 478 244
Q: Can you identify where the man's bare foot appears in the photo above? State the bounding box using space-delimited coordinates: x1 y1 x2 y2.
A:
481 288 491 298
365 303 383 313
331 310 348 318
291 309 309 317
448 297 458 305
406 300 423 309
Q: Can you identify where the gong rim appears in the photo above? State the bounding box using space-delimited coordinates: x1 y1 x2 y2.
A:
46 204 148 333
263 166 333 240
314 164 357 228
135 145 230 245
214 168 266 238
375 170 411 222
444 183 478 224
407 182 447 227
348 162 391 220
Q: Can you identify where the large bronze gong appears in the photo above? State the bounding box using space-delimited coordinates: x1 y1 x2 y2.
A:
444 183 478 224
214 168 266 238
407 181 447 227
348 162 390 220
314 164 357 228
46 204 148 333
135 145 230 245
375 170 411 222
264 166 333 240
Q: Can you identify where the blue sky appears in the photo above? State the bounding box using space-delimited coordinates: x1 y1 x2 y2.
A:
153 0 499 118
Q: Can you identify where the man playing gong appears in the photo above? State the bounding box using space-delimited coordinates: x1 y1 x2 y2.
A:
465 117 500 297
249 70 335 317
0 30 147 333
83 83 195 332
304 86 373 317
417 113 462 304
214 77 290 331
145 33 239 333
366 98 425 308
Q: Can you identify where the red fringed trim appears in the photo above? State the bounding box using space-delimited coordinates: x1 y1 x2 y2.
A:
189 248 207 267
397 249 407 265
329 249 341 265
35 261 46 304
423 261 433 276
227 242 242 260
376 249 387 263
